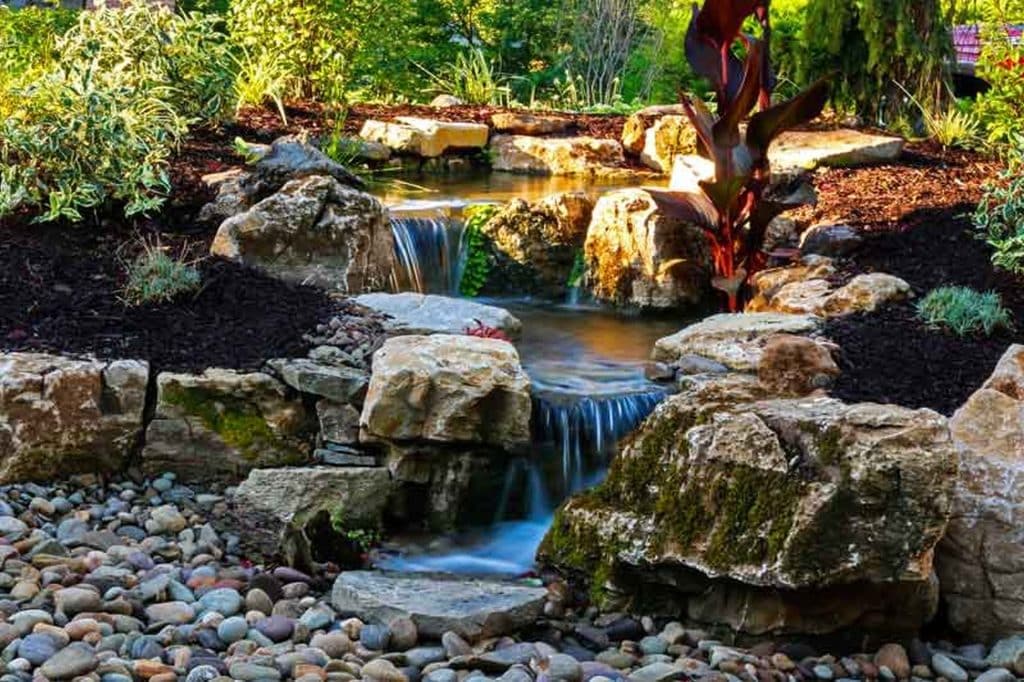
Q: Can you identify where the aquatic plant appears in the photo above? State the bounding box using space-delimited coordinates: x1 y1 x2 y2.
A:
652 0 828 311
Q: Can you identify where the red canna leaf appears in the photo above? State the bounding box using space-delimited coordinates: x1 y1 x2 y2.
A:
746 76 830 164
695 0 763 48
713 36 765 148
645 189 720 231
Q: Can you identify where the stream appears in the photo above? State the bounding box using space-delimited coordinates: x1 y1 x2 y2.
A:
372 172 684 575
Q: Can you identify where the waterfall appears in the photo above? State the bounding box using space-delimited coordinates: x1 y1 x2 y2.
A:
388 205 469 295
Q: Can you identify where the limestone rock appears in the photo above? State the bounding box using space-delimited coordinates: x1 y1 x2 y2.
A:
360 335 531 449
757 334 839 396
747 262 911 318
937 345 1024 642
317 400 362 445
331 571 547 640
0 353 148 484
621 114 648 154
640 116 697 173
652 313 821 372
265 358 369 403
799 223 863 258
584 188 710 309
360 118 489 158
141 369 313 482
430 95 465 107
354 293 522 338
231 466 394 568
211 175 395 293
490 135 626 176
540 378 956 636
771 129 905 173
491 113 572 135
479 192 594 298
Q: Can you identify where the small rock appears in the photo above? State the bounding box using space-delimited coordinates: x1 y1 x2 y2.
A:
931 654 967 682
876 644 912 680
39 642 99 679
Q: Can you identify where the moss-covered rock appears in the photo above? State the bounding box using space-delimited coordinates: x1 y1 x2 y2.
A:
538 376 957 636
142 369 314 482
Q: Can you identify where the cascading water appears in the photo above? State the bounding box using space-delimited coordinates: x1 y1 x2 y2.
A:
378 303 681 575
388 202 470 295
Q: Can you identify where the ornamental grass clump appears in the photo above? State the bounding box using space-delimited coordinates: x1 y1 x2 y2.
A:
651 0 829 311
122 244 202 307
916 286 1013 337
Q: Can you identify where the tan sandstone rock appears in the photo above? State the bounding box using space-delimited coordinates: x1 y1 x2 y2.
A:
540 376 957 636
360 118 489 158
210 175 395 293
937 344 1024 642
640 116 698 173
490 134 626 176
652 313 822 372
758 334 840 396
491 113 572 135
142 370 314 482
360 335 531 449
584 188 710 309
747 263 911 318
0 353 148 483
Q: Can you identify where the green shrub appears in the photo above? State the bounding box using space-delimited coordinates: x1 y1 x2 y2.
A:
419 48 512 106
975 143 1024 272
973 25 1024 147
0 6 77 94
0 1 232 223
459 204 499 297
917 286 1013 336
122 244 202 306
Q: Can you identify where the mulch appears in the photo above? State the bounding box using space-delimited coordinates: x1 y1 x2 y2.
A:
807 142 1018 415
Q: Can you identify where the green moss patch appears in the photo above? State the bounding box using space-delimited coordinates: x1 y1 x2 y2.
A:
163 383 283 460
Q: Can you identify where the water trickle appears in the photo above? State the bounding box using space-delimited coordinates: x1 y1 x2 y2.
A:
388 203 469 295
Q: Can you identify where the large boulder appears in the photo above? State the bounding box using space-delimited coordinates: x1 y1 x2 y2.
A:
360 118 489 158
331 571 547 641
771 129 905 173
211 175 395 293
360 335 531 450
640 116 698 173
141 369 314 482
937 345 1024 642
490 135 626 176
584 188 710 309
652 313 822 373
540 377 957 636
230 466 394 569
354 293 522 338
0 353 148 483
479 192 594 298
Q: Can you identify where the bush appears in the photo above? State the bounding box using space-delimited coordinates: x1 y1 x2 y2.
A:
975 142 1024 272
917 286 1013 336
973 25 1024 147
459 205 499 297
0 1 232 223
122 244 202 306
0 6 77 96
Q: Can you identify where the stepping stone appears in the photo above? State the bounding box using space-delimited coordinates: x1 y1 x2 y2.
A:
330 571 547 640
360 118 489 158
354 293 521 337
771 129 904 172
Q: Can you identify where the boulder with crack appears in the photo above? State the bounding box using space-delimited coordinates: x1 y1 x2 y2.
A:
584 188 711 309
141 369 314 482
936 344 1024 642
539 375 957 637
0 353 148 484
230 466 394 569
210 175 395 293
478 192 594 298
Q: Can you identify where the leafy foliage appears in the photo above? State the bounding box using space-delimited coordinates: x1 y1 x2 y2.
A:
655 0 828 311
459 205 499 297
917 286 1013 336
801 0 951 124
418 48 513 106
0 6 76 97
0 1 231 223
973 24 1024 147
122 244 202 306
975 142 1024 272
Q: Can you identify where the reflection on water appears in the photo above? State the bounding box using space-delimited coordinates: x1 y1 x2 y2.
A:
377 302 689 575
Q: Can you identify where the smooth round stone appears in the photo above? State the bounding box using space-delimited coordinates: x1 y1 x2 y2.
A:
255 616 294 643
932 654 968 682
195 628 224 651
153 478 174 493
363 658 406 682
130 637 164 660
977 669 1016 682
425 670 458 682
0 516 29 541
39 642 99 679
299 606 333 631
17 633 58 665
406 647 446 669
101 674 134 682
229 662 282 681
245 588 274 615
596 650 636 669
199 588 242 617
56 518 89 544
544 654 583 682
639 637 668 656
361 624 391 651
389 616 418 651
310 632 352 659
217 617 249 644
186 665 222 682
813 664 835 680
441 631 471 658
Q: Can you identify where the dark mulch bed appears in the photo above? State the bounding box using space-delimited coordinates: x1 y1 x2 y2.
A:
808 142 1018 414
0 224 339 373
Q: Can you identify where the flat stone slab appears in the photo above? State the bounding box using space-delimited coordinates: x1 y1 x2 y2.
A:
354 293 522 337
330 571 547 640
771 129 904 172
360 118 489 158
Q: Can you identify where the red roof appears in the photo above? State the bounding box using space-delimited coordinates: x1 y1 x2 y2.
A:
953 24 1024 66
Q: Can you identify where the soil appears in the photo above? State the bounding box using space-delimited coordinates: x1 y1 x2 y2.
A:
806 142 1017 415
